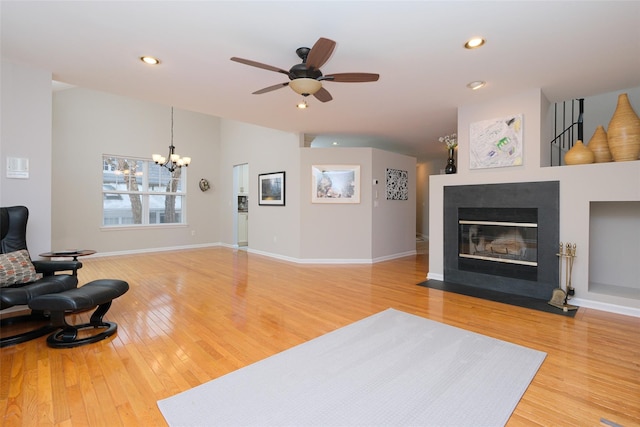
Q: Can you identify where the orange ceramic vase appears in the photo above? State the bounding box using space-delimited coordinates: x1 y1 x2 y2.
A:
565 140 594 165
587 125 612 163
607 93 640 161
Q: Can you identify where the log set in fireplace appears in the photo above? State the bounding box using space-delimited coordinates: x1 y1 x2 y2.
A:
444 182 559 300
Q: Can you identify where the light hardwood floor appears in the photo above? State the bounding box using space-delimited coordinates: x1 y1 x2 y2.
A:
1 247 639 426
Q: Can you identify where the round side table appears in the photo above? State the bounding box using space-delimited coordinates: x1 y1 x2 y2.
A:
39 249 96 261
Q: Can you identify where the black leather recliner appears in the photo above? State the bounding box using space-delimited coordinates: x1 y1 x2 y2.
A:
0 205 81 347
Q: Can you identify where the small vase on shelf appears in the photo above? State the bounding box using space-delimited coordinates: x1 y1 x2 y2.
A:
564 140 594 165
445 148 457 174
587 125 612 163
438 133 458 174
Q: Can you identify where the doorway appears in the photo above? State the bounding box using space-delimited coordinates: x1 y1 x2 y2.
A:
234 163 249 247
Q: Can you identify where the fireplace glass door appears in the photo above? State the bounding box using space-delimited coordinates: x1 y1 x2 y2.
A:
459 221 538 266
457 207 539 281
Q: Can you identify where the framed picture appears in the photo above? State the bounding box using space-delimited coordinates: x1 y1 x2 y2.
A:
258 171 285 206
470 114 524 169
311 165 360 203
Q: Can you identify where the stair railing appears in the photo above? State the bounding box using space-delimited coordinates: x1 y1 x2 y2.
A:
550 98 584 166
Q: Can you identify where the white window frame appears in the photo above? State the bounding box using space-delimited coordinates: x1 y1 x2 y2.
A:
101 154 187 228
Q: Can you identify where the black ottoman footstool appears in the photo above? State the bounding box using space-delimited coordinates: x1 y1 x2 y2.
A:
28 279 129 348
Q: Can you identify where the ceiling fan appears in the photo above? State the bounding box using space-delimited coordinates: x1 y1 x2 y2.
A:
230 37 379 103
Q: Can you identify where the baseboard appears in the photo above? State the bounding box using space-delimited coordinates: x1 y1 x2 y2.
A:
570 298 640 318
89 243 221 258
246 247 416 265
95 244 414 265
427 272 444 281
372 250 417 263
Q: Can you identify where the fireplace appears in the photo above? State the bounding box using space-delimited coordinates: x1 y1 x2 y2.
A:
444 182 559 300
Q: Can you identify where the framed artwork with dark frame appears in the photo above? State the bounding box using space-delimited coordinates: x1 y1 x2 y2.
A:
311 165 360 204
258 171 285 206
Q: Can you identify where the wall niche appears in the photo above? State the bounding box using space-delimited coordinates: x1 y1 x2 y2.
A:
589 201 640 299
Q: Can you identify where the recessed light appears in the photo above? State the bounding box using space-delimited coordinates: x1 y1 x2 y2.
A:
332 141 339 146
467 81 486 90
464 37 486 49
140 56 160 65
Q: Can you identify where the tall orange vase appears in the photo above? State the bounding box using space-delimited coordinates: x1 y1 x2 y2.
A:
607 93 640 161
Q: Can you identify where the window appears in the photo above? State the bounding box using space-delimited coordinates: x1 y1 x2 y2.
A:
102 155 186 227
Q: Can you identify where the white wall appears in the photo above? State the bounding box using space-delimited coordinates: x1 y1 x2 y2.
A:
429 87 640 316
0 60 53 256
371 149 416 260
219 119 301 258
299 148 374 261
52 88 221 254
297 147 417 262
416 159 442 241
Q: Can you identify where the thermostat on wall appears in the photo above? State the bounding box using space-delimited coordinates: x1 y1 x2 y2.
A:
6 157 29 179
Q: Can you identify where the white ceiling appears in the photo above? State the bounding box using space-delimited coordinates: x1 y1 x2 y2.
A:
2 1 639 161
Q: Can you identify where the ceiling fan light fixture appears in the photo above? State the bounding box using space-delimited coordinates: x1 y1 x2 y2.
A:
464 37 486 49
467 80 486 90
289 78 322 96
296 99 309 109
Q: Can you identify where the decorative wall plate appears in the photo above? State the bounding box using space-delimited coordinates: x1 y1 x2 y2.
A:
199 178 210 192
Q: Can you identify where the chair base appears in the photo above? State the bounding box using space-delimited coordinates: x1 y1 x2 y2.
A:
46 320 117 349
0 312 56 348
45 301 117 348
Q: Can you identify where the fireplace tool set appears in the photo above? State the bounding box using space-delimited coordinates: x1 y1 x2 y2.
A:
548 242 578 311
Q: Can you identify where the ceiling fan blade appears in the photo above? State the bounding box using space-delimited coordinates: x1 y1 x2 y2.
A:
313 87 333 103
305 37 336 70
252 82 289 95
323 73 380 83
231 57 290 76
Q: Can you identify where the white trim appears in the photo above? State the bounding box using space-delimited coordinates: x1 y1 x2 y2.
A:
372 250 417 263
427 272 444 281
100 224 189 232
570 298 640 318
247 247 416 265
92 244 416 266
90 243 220 258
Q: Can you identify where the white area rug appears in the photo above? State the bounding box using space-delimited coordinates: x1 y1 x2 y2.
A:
158 309 545 426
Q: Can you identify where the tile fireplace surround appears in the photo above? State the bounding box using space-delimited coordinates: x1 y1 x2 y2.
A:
443 181 559 300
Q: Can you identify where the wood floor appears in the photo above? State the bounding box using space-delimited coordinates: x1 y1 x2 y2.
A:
1 247 639 426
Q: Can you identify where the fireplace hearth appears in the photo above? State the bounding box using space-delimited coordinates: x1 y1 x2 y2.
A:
444 182 559 300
